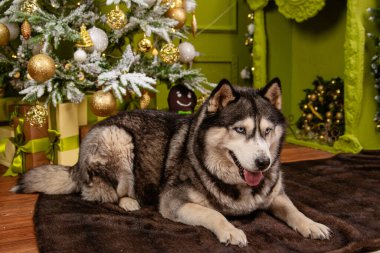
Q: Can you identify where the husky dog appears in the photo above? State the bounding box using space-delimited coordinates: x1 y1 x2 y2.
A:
13 78 331 246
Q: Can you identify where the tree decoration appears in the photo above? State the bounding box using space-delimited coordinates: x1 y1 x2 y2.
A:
27 54 56 83
240 12 255 84
137 34 153 53
74 48 87 62
21 20 32 40
139 91 151 109
87 27 109 53
295 76 345 145
26 104 48 128
0 18 20 41
168 84 196 114
76 24 93 48
166 7 187 29
106 5 127 30
20 0 38 14
0 23 10 46
368 7 380 131
160 43 179 64
90 90 117 117
178 41 197 64
191 11 197 37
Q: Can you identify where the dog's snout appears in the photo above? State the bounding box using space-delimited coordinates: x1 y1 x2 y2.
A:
255 157 270 170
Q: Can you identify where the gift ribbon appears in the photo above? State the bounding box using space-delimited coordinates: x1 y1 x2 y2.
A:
178 110 192 115
3 118 50 177
49 104 80 164
46 130 79 164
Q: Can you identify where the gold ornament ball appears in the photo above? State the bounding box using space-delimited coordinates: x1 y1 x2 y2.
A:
137 37 153 53
160 43 179 64
317 84 324 92
166 7 187 29
376 124 380 131
21 0 37 14
27 54 56 83
319 135 325 141
90 90 117 117
310 94 317 101
326 111 332 119
326 118 331 124
0 23 10 46
306 113 313 121
303 104 308 110
106 5 127 30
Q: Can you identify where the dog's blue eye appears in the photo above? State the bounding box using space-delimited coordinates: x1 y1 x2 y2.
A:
234 127 246 134
264 128 272 136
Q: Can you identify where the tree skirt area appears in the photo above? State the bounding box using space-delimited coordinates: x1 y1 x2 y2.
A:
33 151 380 253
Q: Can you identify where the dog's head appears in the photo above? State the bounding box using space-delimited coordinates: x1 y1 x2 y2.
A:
195 78 286 187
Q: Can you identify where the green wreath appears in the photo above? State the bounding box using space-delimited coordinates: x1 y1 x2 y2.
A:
275 0 326 22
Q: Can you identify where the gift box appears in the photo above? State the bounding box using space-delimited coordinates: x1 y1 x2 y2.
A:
0 97 21 123
49 103 80 166
4 105 51 176
79 124 94 142
0 126 15 168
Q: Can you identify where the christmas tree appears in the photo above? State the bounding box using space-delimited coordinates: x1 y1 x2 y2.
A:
295 76 345 145
368 5 380 130
0 0 210 108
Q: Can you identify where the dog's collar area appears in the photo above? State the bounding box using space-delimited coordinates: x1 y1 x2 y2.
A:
229 151 245 179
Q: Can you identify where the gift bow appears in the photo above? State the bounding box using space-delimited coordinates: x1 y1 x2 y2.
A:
45 129 79 164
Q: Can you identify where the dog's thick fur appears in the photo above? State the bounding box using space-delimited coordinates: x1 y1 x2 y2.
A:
13 79 331 246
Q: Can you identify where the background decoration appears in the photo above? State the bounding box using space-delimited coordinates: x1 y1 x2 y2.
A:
368 6 380 131
295 76 344 146
274 0 326 22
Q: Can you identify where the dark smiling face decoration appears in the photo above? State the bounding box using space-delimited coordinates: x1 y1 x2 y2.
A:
168 84 197 114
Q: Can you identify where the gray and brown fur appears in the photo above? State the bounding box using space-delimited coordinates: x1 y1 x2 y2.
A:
13 78 331 246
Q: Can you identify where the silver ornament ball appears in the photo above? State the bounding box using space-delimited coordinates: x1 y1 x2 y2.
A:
88 27 109 53
178 42 197 63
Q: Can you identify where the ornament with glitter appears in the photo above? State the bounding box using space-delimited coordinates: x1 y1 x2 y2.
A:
26 104 48 128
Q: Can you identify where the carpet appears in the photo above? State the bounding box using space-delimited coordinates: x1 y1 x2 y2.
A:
33 151 380 253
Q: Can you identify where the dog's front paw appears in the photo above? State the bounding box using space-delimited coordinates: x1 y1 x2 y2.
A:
119 197 141 211
215 225 248 247
292 218 331 240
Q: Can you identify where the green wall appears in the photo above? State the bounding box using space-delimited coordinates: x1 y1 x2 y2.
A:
265 0 380 150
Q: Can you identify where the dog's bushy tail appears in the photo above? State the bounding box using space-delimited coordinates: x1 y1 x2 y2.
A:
11 164 79 194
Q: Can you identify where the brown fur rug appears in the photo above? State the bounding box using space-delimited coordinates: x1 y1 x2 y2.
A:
33 151 380 253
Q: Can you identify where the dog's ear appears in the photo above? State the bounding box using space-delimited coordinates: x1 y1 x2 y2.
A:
207 79 239 113
260 77 282 110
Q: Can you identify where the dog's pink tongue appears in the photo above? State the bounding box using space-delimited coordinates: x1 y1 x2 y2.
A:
243 170 263 187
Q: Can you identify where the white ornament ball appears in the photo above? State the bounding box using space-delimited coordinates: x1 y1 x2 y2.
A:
178 42 197 63
0 18 19 40
74 48 87 63
247 23 254 35
88 27 109 53
143 0 156 8
185 0 197 13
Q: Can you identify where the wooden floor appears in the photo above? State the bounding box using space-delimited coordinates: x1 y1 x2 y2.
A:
0 144 334 253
